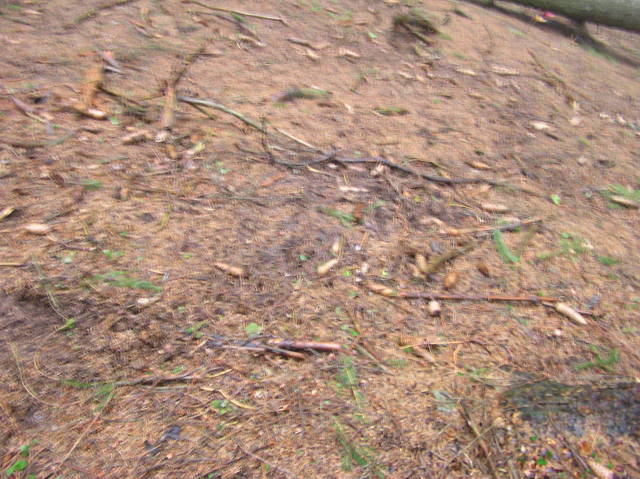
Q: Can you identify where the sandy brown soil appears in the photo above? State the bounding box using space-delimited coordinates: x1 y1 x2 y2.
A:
1 0 639 477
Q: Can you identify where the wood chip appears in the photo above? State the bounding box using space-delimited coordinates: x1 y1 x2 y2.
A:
24 223 51 235
317 258 339 276
443 271 459 289
466 160 492 170
477 262 490 277
338 47 360 59
609 195 639 209
214 262 246 277
305 48 320 61
456 68 477 76
0 207 15 221
490 65 519 76
480 202 510 213
366 281 396 296
415 253 429 274
555 302 587 325
122 129 152 144
530 121 551 130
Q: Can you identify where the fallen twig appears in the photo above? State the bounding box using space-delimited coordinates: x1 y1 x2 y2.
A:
168 36 211 88
266 151 538 192
366 282 559 303
69 0 138 26
182 0 289 25
0 129 81 148
157 38 210 139
273 339 341 352
445 217 543 236
206 335 340 359
178 96 265 132
235 441 295 478
113 368 210 387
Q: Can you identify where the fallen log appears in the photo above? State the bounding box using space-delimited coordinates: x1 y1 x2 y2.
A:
488 0 640 32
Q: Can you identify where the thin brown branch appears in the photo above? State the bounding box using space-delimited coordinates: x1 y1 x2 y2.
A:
69 0 138 26
182 0 289 25
235 441 296 478
178 96 266 132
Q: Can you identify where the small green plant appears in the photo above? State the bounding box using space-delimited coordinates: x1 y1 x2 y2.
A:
340 324 359 337
82 179 103 190
318 207 355 226
93 271 162 292
575 346 620 372
550 194 561 205
333 418 385 477
559 233 588 256
600 184 640 207
336 356 363 408
536 450 553 466
5 441 36 476
245 322 262 336
185 320 207 339
210 399 233 415
596 255 620 266
57 317 77 332
102 249 124 260
537 233 590 261
432 389 456 413
493 229 519 263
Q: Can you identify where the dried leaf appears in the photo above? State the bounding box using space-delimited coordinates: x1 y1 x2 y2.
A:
477 262 490 277
587 460 615 479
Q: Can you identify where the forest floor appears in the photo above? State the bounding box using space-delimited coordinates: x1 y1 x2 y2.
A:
1 0 639 477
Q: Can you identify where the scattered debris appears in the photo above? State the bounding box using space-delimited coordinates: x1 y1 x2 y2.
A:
273 87 331 103
393 9 440 45
214 262 246 278
317 258 339 276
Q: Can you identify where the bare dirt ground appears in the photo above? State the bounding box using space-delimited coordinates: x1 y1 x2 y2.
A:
1 0 639 477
